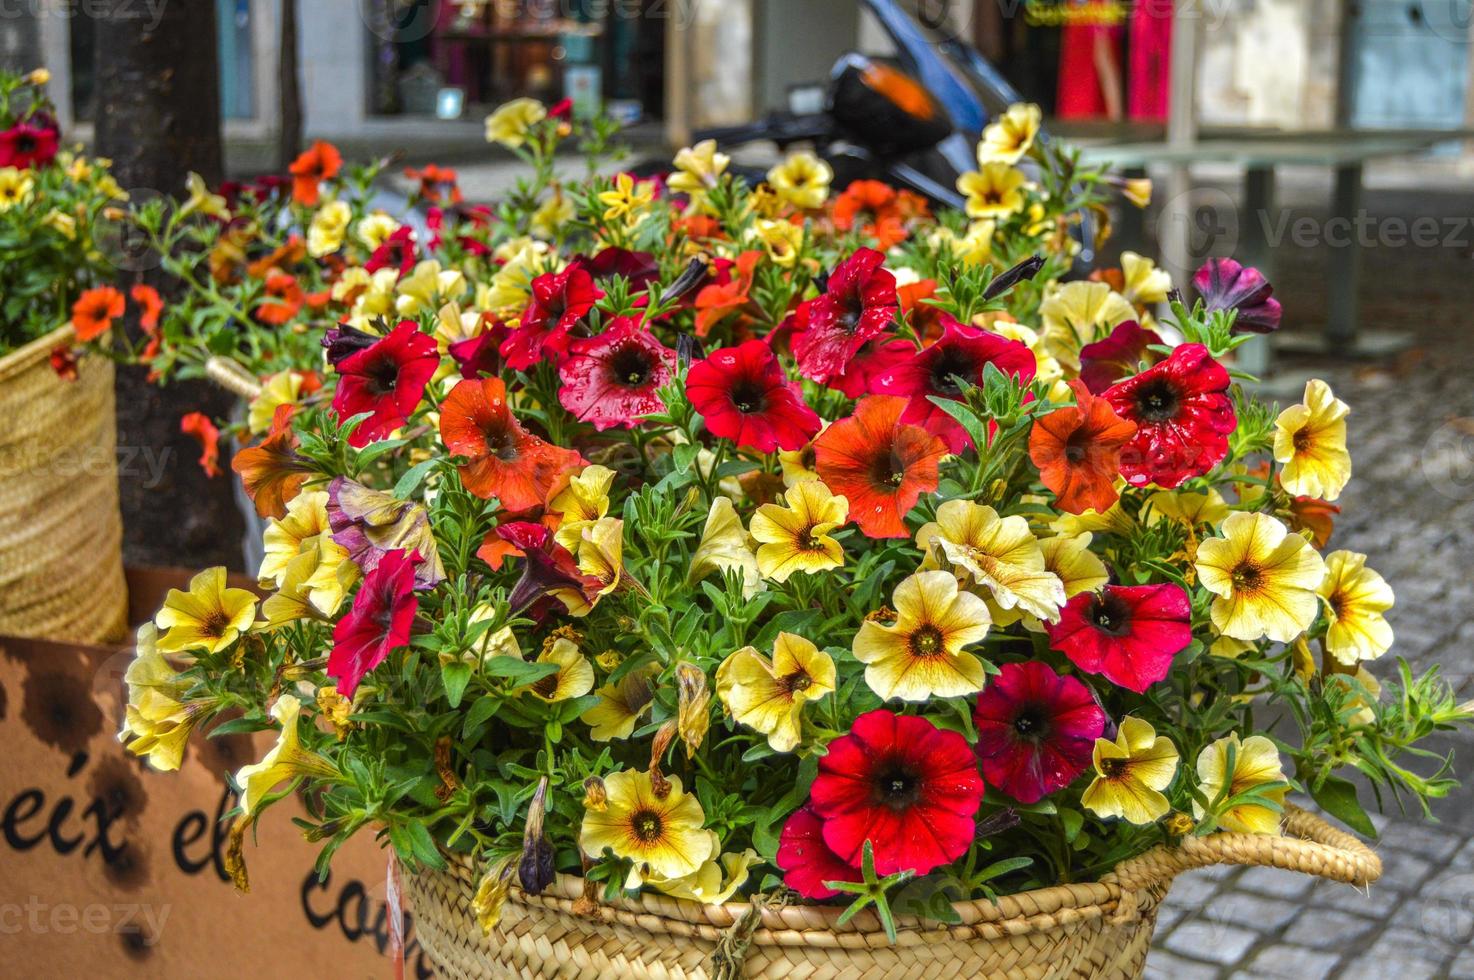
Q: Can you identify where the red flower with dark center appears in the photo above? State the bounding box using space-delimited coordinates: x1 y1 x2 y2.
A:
439 377 583 512
792 247 898 384
972 661 1105 804
1028 380 1137 515
449 319 510 380
0 117 59 169
776 805 863 900
500 263 605 369
1046 584 1193 693
814 395 946 538
584 247 660 294
70 286 126 342
289 140 343 207
1103 343 1236 489
364 226 419 276
687 340 821 453
331 321 439 447
1193 258 1282 334
328 549 420 699
808 709 984 877
557 316 675 430
232 405 312 518
1077 320 1162 394
870 314 1036 453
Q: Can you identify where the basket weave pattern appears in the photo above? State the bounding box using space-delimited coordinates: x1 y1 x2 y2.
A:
405 806 1379 979
0 326 128 643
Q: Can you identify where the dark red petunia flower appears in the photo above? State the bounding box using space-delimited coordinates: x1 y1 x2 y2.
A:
584 247 660 294
439 377 584 512
557 316 675 430
331 321 439 447
972 661 1105 804
814 395 946 538
777 805 863 900
496 522 602 616
871 314 1037 453
500 263 605 370
808 709 984 877
1193 258 1282 334
448 319 510 380
1027 379 1137 515
792 247 898 384
687 339 821 453
322 324 379 366
364 226 419 276
1103 343 1236 489
0 116 59 169
1077 320 1162 394
1046 584 1193 693
328 549 420 699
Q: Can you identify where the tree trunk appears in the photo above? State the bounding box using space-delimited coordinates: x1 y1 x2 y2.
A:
279 0 303 171
95 2 246 572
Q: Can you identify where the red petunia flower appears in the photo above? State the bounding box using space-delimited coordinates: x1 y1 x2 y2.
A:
776 805 863 900
289 140 343 207
584 247 660 294
1077 320 1162 394
439 377 584 512
364 226 419 276
808 709 984 877
0 117 59 169
870 314 1036 453
687 339 821 453
1193 258 1282 334
131 284 164 332
792 247 898 384
449 318 510 380
500 263 604 370
1046 584 1193 693
1028 379 1137 515
814 395 946 538
557 316 675 430
70 286 126 342
972 661 1105 804
179 412 221 478
232 405 312 518
328 549 419 699
1103 343 1236 489
496 521 604 617
404 164 463 205
331 321 439 447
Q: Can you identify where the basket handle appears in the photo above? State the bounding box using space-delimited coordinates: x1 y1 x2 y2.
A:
1104 804 1382 894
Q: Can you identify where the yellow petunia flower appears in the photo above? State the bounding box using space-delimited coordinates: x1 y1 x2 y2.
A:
0 167 35 212
853 570 991 701
994 530 1111 629
523 637 596 702
917 499 1066 622
1193 733 1289 835
1119 251 1172 307
485 97 547 148
582 667 657 741
307 200 352 257
767 150 833 210
396 259 466 318
646 832 759 905
1319 550 1394 665
155 566 258 655
1081 717 1180 825
530 191 575 239
179 171 229 220
977 102 1042 164
42 208 77 239
247 370 305 435
956 162 1027 220
686 496 762 599
597 171 655 223
579 770 715 886
1039 280 1136 372
1050 500 1136 538
1275 379 1351 501
749 480 848 583
752 217 804 269
471 855 517 934
260 489 332 586
259 549 326 628
569 517 624 604
550 464 615 552
667 139 731 200
118 625 207 771
1196 512 1327 643
356 211 401 250
233 694 341 817
1146 488 1230 528
1122 177 1152 209
715 632 835 752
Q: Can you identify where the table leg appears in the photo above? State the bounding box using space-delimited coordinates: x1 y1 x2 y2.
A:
1326 162 1363 349
1234 166 1276 378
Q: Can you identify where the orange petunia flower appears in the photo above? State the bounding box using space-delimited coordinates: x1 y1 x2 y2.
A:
131 284 164 330
404 164 463 204
814 395 947 538
897 278 945 343
71 286 126 342
1028 380 1137 515
254 273 305 326
832 180 927 249
438 377 584 513
246 234 308 280
180 411 221 478
289 141 343 207
693 250 763 337
231 405 313 518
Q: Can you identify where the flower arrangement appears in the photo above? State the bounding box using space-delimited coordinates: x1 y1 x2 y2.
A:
119 100 1468 949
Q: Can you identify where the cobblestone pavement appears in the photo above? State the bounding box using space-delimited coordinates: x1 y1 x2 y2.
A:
1145 179 1474 978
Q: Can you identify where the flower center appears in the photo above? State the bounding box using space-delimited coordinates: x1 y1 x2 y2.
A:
1100 757 1129 779
909 625 945 658
800 525 827 551
201 610 231 638
363 356 400 397
1089 593 1134 637
1231 562 1263 594
869 448 907 489
607 344 654 389
16 134 36 153
1292 428 1312 452
872 763 921 810
1012 705 1051 741
630 808 664 843
1064 428 1093 465
532 672 561 699
1134 378 1180 423
728 379 768 415
780 670 812 695
928 348 975 395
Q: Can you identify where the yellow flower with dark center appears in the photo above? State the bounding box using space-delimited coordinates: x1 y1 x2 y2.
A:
687 496 762 599
956 162 1026 220
233 695 341 817
1275 379 1351 501
1081 717 1180 825
767 150 833 210
853 570 991 701
524 637 596 702
715 632 835 752
1039 280 1135 371
749 480 848 583
597 171 655 223
993 531 1110 629
579 770 715 886
753 218 804 269
0 167 35 212
356 211 401 250
1193 733 1289 835
917 499 1066 622
582 667 657 741
646 832 759 905
977 102 1041 164
551 464 615 551
1319 550 1394 665
667 139 730 199
485 97 547 148
1195 512 1327 643
155 566 258 655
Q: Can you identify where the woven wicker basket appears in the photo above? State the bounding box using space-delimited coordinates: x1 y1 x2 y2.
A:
0 325 128 643
405 806 1379 980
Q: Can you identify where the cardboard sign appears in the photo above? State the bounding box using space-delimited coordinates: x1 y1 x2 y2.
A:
0 570 434 977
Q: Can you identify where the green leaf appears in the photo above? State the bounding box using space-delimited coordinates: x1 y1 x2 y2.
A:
394 458 439 499
1312 775 1378 838
927 396 989 451
483 657 561 687
461 695 502 739
442 661 473 708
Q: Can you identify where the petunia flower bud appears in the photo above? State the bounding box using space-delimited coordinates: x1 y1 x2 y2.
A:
582 776 607 811
471 855 517 935
675 663 710 758
518 777 555 895
649 723 677 800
